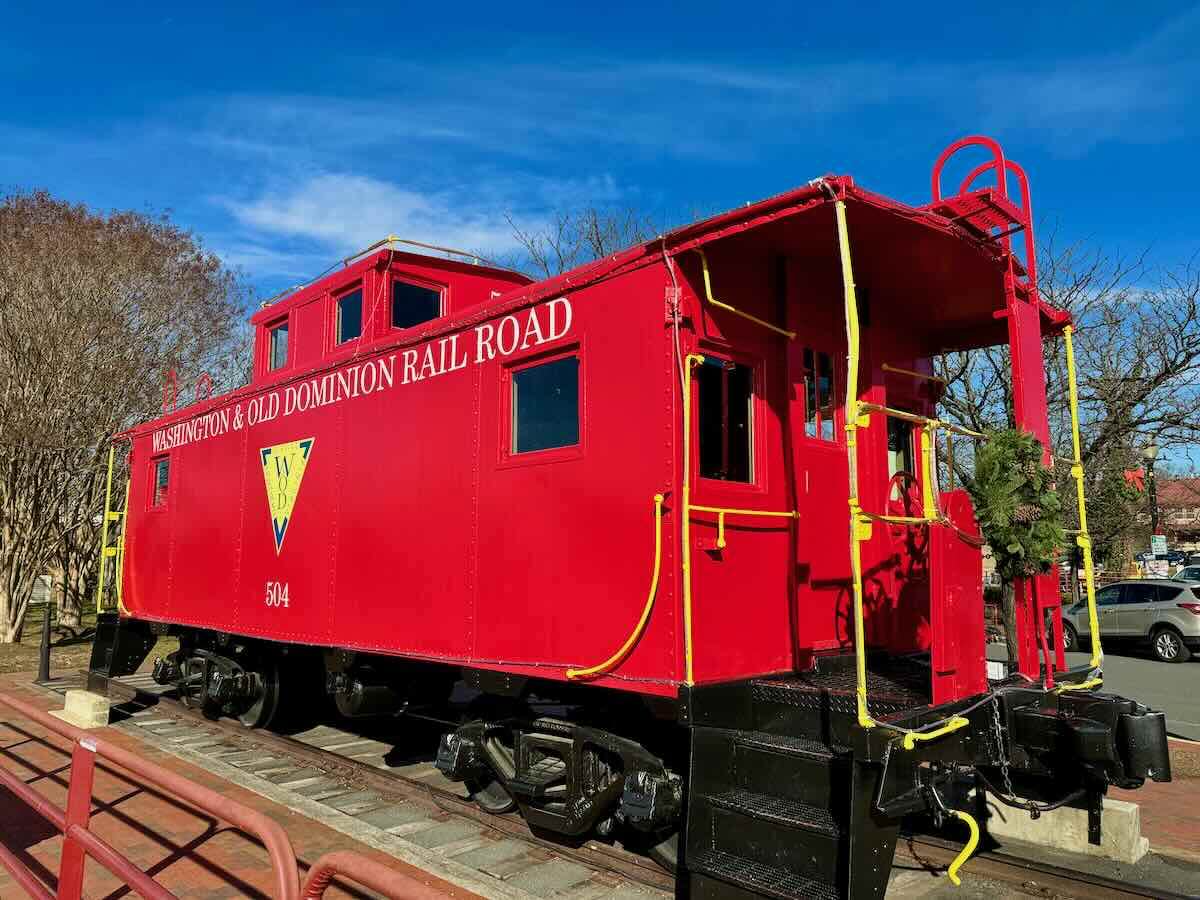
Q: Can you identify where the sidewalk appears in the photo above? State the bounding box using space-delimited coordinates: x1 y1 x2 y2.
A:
1112 736 1200 863
0 676 477 899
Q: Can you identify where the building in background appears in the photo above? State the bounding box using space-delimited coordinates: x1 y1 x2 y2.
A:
1157 477 1200 553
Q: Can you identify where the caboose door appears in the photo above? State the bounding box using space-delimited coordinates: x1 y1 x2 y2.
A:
785 283 852 657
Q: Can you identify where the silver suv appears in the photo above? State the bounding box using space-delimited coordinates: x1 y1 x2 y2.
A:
1061 579 1200 663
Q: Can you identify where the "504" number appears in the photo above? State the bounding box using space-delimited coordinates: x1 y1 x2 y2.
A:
265 581 290 608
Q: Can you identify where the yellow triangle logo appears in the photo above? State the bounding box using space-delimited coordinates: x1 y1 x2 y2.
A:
259 438 314 554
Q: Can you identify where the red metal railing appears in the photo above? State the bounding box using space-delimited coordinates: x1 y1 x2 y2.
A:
301 850 450 900
0 690 445 899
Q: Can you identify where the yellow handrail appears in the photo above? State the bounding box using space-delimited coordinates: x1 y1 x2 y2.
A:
947 809 980 886
567 494 665 680
694 249 796 340
834 198 877 730
95 447 118 614
1062 324 1103 676
881 363 947 385
116 477 129 611
857 402 987 440
682 354 705 685
901 715 969 751
689 504 798 550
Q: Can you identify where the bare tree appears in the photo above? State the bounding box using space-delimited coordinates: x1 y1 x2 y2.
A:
505 208 660 278
937 233 1200 568
0 190 248 641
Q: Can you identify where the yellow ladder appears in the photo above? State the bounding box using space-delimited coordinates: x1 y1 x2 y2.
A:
95 446 129 613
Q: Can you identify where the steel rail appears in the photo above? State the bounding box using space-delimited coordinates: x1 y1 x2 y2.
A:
898 835 1194 900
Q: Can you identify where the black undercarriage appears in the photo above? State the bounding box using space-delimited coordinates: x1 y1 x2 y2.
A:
90 613 1171 900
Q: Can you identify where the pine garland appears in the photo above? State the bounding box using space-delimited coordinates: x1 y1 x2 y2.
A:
969 429 1065 581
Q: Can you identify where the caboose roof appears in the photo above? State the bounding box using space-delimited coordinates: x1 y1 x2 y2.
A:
485 175 1067 355
132 172 1063 439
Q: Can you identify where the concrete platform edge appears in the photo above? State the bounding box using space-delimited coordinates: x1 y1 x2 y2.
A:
155 736 532 900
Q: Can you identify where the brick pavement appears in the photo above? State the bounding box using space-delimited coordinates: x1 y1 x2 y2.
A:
1112 761 1200 863
0 677 477 899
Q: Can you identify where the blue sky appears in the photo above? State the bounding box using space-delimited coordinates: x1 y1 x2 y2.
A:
2 2 1197 297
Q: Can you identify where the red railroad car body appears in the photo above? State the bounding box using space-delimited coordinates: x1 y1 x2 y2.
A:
119 177 1011 699
91 139 1172 900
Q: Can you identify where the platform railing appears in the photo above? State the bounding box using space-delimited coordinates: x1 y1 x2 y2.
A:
301 850 449 899
0 690 443 899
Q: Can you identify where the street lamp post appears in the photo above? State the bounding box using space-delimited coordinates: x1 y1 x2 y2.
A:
1143 442 1160 537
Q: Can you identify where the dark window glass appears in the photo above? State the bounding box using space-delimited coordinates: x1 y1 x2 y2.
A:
1097 586 1121 605
512 357 579 454
1123 583 1158 604
152 457 169 507
1157 585 1185 602
802 348 837 441
268 321 288 370
698 360 753 482
887 417 914 477
336 289 362 344
392 280 442 329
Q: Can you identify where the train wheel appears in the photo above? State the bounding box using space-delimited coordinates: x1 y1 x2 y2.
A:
467 776 516 814
178 657 220 719
238 660 282 729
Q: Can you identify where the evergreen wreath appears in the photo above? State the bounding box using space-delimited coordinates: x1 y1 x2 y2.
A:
969 428 1065 581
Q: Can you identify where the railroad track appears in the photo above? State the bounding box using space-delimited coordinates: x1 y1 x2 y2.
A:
44 672 1196 900
88 673 674 897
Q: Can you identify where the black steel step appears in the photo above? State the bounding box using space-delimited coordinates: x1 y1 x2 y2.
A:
689 848 839 900
707 788 840 835
733 731 849 760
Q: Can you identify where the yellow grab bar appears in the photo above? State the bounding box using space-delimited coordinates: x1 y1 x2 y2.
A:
689 504 798 550
1063 325 1103 673
1056 677 1103 694
920 424 937 520
95 446 117 614
858 402 987 440
567 494 665 680
694 248 796 340
901 716 969 751
947 809 980 886
682 354 705 685
833 198 876 730
881 363 947 385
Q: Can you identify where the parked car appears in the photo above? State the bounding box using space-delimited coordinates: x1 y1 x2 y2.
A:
1175 565 1200 583
1167 549 1187 565
1061 579 1200 663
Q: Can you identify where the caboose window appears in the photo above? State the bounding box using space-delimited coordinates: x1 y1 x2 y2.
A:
392 280 442 330
512 356 579 454
336 288 363 344
268 320 288 371
697 360 753 483
803 348 836 442
151 456 169 507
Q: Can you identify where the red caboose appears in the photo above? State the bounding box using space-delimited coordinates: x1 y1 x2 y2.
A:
91 137 1170 899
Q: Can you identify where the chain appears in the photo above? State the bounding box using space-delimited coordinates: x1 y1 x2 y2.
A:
989 694 1017 801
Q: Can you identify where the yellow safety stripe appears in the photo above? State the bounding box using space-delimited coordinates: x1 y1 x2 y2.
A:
567 494 665 680
1063 325 1103 675
694 249 797 340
